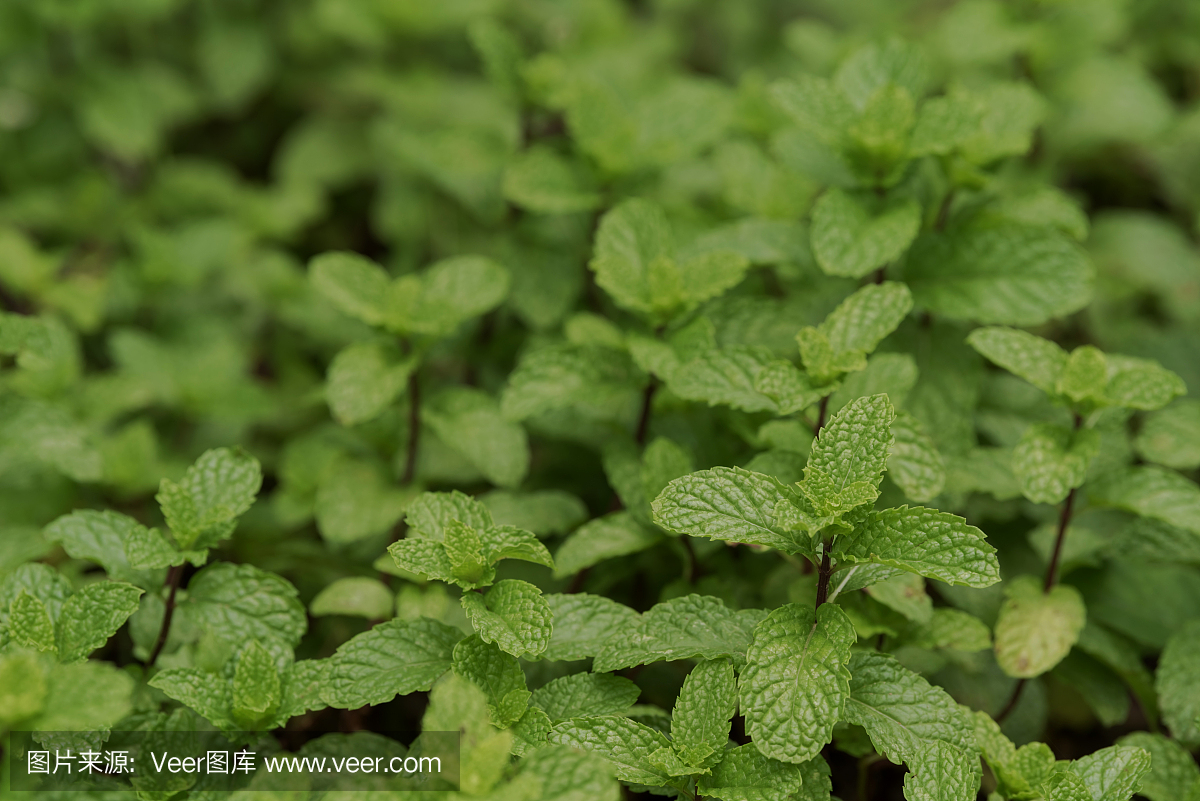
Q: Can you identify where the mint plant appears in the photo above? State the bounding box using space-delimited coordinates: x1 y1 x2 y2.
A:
4 0 1200 799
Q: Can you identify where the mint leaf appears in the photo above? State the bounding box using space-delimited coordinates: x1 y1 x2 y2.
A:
156 446 262 550
0 564 72 642
652 466 811 554
821 282 913 362
888 412 945 503
9 590 55 652
180 562 306 649
1136 400 1200 470
0 651 47 724
502 146 601 213
55 581 143 663
326 341 414 426
453 634 530 728
322 617 461 708
740 602 856 764
309 251 390 327
310 577 395 620
808 394 896 492
966 326 1069 396
460 579 553 658
1116 732 1200 801
1012 423 1099 505
549 715 675 787
423 386 530 488
150 668 235 730
530 672 640 722
1058 345 1109 402
771 76 857 145
1104 355 1187 410
315 459 411 544
43 509 176 584
672 657 736 769
501 343 640 421
697 744 808 801
387 255 510 336
517 745 621 801
835 506 1000 587
1090 466 1200 536
811 189 920 279
994 575 1086 678
1157 620 1200 744
668 345 792 413
593 594 766 672
542 593 640 662
554 511 662 578
903 224 1093 326
405 490 495 540
1069 745 1151 801
231 640 281 728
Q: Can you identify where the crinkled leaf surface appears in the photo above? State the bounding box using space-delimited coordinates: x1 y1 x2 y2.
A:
321 617 461 708
460 579 553 658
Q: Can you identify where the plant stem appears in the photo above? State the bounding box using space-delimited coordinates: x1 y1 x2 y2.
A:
935 188 955 231
813 394 830 435
814 543 833 608
635 378 658 446
147 564 184 667
995 679 1027 723
872 266 886 284
1043 486 1076 592
681 535 699 584
402 367 421 486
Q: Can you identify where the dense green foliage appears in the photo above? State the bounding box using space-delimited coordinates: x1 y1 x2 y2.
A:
3 0 1200 799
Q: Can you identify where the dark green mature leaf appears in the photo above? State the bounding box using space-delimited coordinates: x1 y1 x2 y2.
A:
548 716 675 787
697 744 809 801
542 593 640 662
1157 620 1200 744
180 562 306 649
55 581 143 663
740 603 856 764
322 617 461 708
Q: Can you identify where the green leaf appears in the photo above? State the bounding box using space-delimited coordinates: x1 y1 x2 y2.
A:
740 602 856 764
9 590 56 652
517 744 621 801
315 459 411 544
156 446 262 550
1012 424 1099 505
903 224 1094 326
511 706 553 757
590 198 749 322
820 282 913 361
843 652 980 797
0 651 47 724
1136 400 1200 470
966 326 1068 396
771 76 857 145
1069 745 1151 801
150 668 235 730
554 511 662 578
530 672 640 722
326 341 414 426
542 593 640 662
501 343 641 421
1090 466 1200 536
1157 619 1200 744
865 572 932 624
593 594 766 672
808 394 896 493
482 525 554 569
835 506 1000 587
181 562 306 649
309 251 390 327
1104 355 1187 411
1058 346 1109 403
43 509 178 583
672 657 736 768
1116 732 1200 801
231 640 281 728
753 360 827 415
994 575 1086 678
55 581 143 663
909 94 984 156
460 579 553 658
321 617 461 708
310 577 395 620
0 564 72 642
406 490 495 540
32 659 135 732
480 489 588 536
906 607 992 652
453 634 530 728
668 345 791 413
697 744 808 801
548 715 675 787
387 255 510 336
888 412 945 503
652 466 811 554
422 386 530 489
502 146 601 213
811 190 920 279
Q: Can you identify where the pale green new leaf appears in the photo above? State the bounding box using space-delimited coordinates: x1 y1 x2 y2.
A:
740 603 856 764
966 326 1068 396
542 593 640 662
1069 745 1151 801
387 255 510 336
423 386 530 489
903 224 1093 326
309 251 390 327
156 446 262 550
55 581 143 663
909 94 983 156
548 715 674 787
673 657 736 768
1157 619 1200 744
1012 423 1099 505
405 490 494 540
310 577 395 620
994 576 1086 678
502 145 602 213
820 282 914 357
0 651 47 724
836 506 1000 587
1136 400 1200 470
1058 346 1108 402
483 525 554 569
326 341 413 426
388 538 460 585
697 744 807 801
652 466 811 554
9 590 56 652
530 672 640 722
593 594 766 672
231 640 281 728
888 411 945 503
460 579 553 658
321 617 461 708
453 635 530 728
753 360 826 415
807 394 896 492
1104 355 1187 411
811 190 920 279
554 512 662 578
